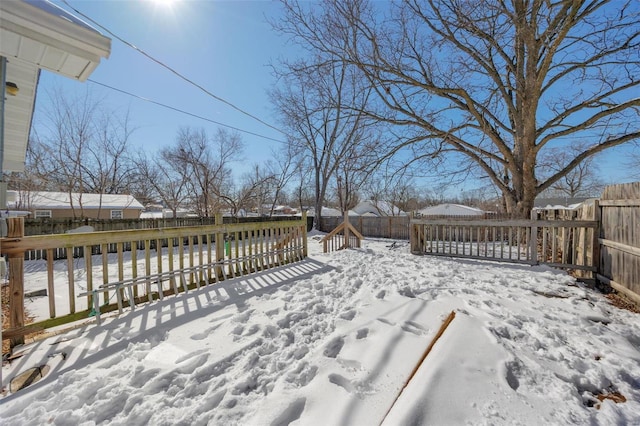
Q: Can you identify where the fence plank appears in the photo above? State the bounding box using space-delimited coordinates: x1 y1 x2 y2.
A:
598 183 640 299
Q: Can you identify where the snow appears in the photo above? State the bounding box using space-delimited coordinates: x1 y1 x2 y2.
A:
2 234 640 425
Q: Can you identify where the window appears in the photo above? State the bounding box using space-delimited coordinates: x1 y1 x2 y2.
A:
110 210 123 219
34 210 52 218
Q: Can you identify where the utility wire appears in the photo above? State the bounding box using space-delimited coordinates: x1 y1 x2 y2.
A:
88 79 287 144
60 0 286 136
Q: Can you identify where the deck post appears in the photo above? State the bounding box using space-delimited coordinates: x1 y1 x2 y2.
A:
7 217 25 348
592 199 601 283
215 213 225 279
302 211 308 258
530 210 538 264
344 212 350 249
409 212 417 253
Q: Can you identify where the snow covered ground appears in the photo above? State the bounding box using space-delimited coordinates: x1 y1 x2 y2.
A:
1 233 639 425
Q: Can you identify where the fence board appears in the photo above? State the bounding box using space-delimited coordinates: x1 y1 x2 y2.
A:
598 182 640 301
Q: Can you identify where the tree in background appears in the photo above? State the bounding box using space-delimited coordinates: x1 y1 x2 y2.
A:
278 0 640 218
538 143 605 197
626 144 640 180
162 127 242 217
16 87 137 218
131 150 190 218
270 54 380 229
249 145 300 217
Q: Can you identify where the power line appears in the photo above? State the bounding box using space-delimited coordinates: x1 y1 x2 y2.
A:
88 79 288 144
59 0 286 136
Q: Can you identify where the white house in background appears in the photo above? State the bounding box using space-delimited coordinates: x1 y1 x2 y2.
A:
260 205 298 215
140 208 197 219
352 200 406 217
418 203 485 217
533 197 590 210
302 207 359 217
9 191 144 219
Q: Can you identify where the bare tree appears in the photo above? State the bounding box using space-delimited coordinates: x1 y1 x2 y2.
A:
246 148 299 217
364 170 417 215
271 54 379 229
277 0 640 217
625 143 640 180
163 127 243 217
538 144 606 197
131 150 190 217
26 87 137 218
82 109 136 194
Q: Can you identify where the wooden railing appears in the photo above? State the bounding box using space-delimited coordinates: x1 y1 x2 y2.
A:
322 214 364 253
1 214 307 347
410 217 598 273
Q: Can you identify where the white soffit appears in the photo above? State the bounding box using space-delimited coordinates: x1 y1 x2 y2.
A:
0 0 111 81
3 57 39 172
0 0 111 173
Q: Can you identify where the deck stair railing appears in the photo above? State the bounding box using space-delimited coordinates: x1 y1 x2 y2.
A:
322 213 364 253
1 214 308 348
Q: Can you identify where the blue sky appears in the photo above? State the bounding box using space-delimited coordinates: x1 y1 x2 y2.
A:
35 0 292 174
33 0 638 195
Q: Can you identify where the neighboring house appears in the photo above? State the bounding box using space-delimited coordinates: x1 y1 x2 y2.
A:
299 206 360 217
140 208 197 219
10 191 144 219
418 203 485 217
533 197 590 210
352 200 407 217
259 205 298 216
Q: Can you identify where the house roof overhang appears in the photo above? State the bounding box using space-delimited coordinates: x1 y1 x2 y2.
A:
1 0 111 172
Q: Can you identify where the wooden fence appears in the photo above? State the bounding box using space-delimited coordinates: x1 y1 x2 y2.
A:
320 215 409 240
596 183 640 303
1 214 308 347
22 215 313 236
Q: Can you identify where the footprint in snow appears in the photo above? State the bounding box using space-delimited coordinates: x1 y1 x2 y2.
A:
286 362 317 387
329 373 355 393
323 336 345 358
356 328 369 339
232 309 254 323
338 358 363 371
270 397 306 426
328 373 374 397
191 323 223 340
339 309 357 321
398 286 416 298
